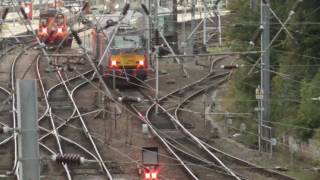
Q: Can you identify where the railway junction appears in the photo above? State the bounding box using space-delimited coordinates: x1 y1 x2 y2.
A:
0 0 319 180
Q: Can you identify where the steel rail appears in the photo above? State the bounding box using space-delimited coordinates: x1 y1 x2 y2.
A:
36 54 102 164
10 48 30 178
38 79 102 163
164 139 241 178
39 142 57 155
37 69 93 121
0 40 37 148
200 140 295 180
39 68 94 140
129 105 199 180
156 86 240 180
145 56 241 179
36 55 73 179
36 55 105 177
172 57 294 180
142 57 224 177
39 126 101 163
56 69 113 179
0 87 10 95
164 60 294 180
0 135 13 146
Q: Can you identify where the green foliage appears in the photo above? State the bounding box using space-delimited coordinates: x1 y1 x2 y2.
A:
295 71 320 139
225 0 320 141
225 0 259 49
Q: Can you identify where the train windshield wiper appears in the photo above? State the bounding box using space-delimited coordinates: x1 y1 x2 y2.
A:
123 37 137 48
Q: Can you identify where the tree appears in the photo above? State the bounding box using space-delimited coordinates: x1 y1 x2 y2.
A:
225 0 320 141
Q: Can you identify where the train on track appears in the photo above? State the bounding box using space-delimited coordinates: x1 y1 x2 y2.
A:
37 8 73 48
92 7 177 86
92 10 148 86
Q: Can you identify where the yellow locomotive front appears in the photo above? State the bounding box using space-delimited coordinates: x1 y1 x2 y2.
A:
105 34 148 86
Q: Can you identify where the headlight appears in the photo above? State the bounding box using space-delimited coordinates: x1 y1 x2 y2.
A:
57 27 63 33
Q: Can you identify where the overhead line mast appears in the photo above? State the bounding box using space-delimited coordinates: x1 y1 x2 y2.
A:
260 0 270 152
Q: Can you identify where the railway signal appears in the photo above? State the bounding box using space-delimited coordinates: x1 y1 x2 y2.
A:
144 170 158 180
139 147 159 180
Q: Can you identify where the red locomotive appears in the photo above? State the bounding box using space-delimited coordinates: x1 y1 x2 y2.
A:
37 9 72 48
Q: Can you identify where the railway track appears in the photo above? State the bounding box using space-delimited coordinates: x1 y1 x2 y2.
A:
118 55 295 180
115 56 237 179
0 31 295 180
0 38 38 178
36 53 113 179
0 42 113 179
174 76 295 179
144 56 240 180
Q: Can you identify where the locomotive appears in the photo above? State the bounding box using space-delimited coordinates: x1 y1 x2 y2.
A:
92 6 177 86
93 10 148 86
37 9 73 48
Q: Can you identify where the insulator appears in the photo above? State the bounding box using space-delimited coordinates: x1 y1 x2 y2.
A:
215 0 222 6
141 4 150 15
71 31 82 45
53 154 84 165
292 0 303 12
220 65 239 69
81 2 89 12
262 0 268 4
2 7 9 20
249 25 263 46
104 19 116 29
122 3 130 16
118 96 141 103
20 7 28 20
155 30 160 46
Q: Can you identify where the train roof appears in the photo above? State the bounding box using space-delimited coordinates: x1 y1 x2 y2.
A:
95 10 143 25
40 9 59 17
39 8 69 17
95 7 172 36
94 6 172 26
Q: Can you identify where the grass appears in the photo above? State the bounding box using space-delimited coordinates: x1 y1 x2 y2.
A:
207 45 231 54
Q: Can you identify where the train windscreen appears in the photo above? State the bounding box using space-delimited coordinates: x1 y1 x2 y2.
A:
40 18 48 26
55 14 64 25
113 35 142 49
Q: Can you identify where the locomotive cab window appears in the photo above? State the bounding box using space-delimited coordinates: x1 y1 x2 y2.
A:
40 18 48 26
113 36 143 49
56 14 65 25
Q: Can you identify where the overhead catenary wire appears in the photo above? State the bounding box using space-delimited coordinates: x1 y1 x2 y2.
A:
249 0 303 73
0 1 318 179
